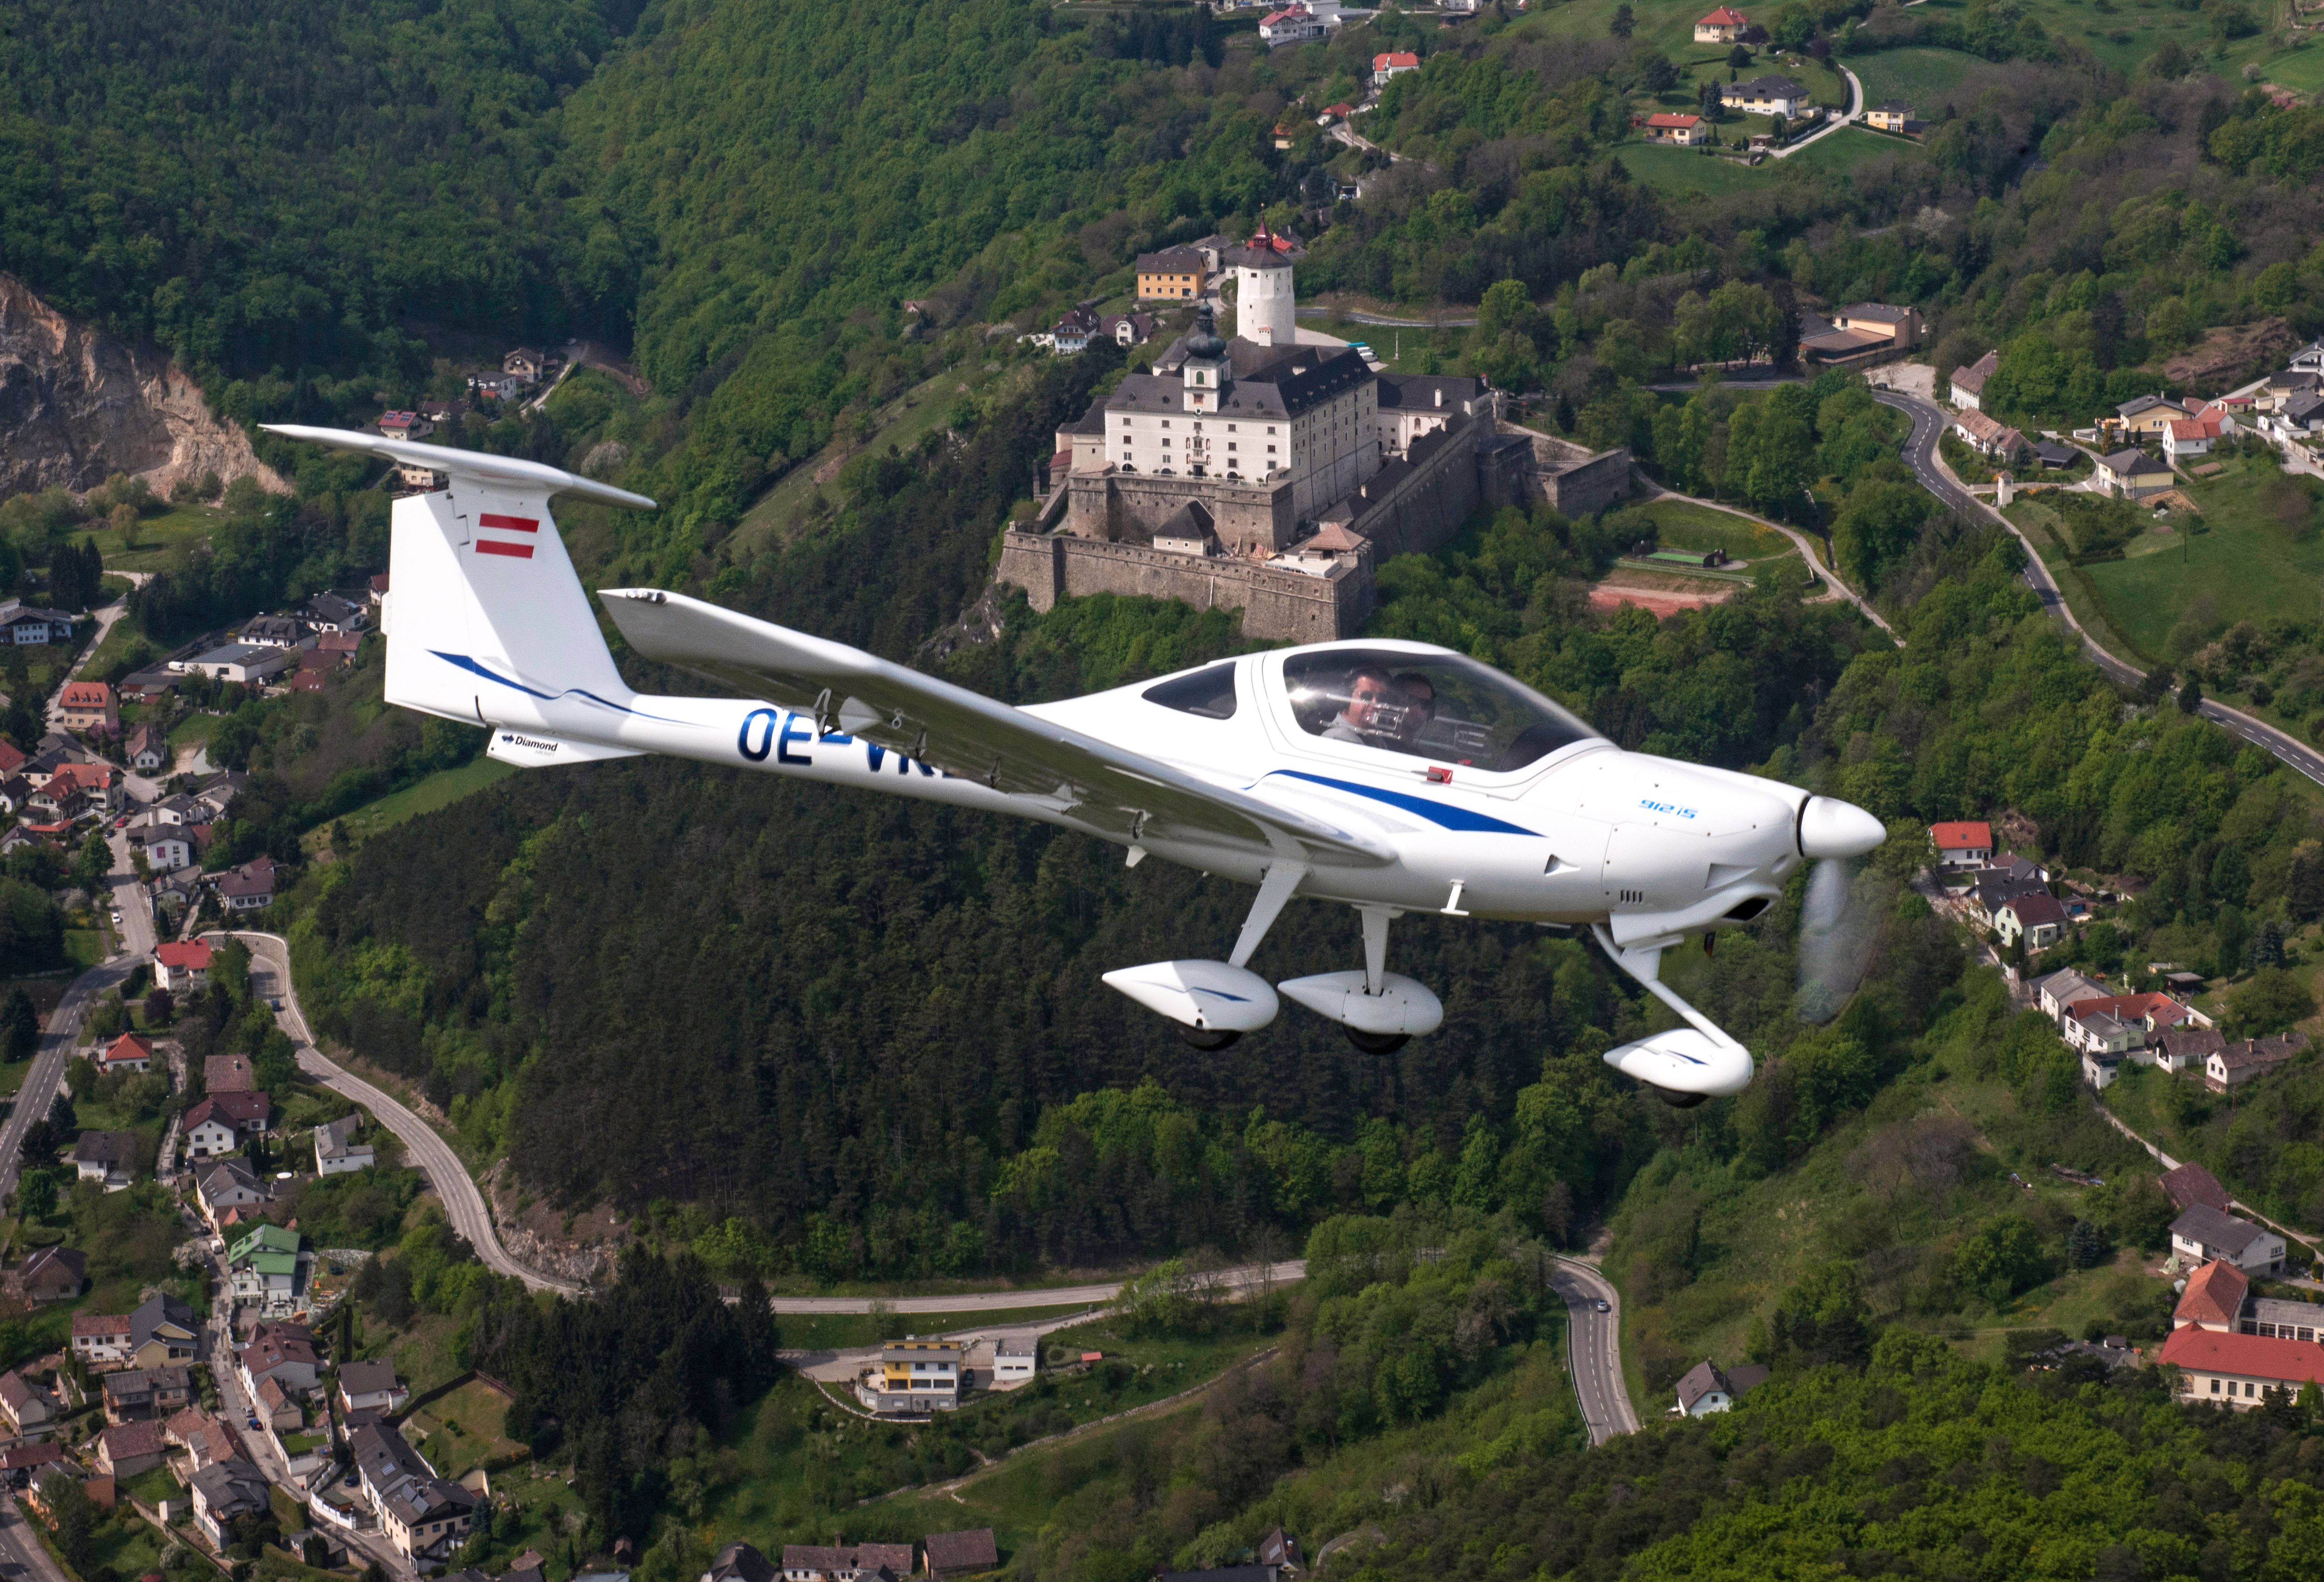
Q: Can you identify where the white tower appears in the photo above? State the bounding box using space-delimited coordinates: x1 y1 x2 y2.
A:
1234 252 1297 348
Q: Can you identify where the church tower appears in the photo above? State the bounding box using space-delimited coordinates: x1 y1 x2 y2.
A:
1233 238 1297 348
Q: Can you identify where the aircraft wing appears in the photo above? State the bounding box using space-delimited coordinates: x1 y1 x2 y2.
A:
598 588 1393 867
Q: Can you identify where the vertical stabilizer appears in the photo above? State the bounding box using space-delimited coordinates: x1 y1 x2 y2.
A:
259 426 655 732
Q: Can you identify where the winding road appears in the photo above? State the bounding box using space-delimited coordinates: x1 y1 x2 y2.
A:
214 930 585 1295
1873 387 2324 789
1549 1257 1639 1444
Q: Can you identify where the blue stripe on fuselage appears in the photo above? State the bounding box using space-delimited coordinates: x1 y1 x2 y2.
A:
1259 770 1537 835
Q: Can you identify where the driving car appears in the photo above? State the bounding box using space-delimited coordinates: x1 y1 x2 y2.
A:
1594 1299 1610 1313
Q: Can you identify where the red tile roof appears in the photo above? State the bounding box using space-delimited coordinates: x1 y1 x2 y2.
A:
103 1032 155 1066
1374 50 1420 67
1646 113 1704 128
60 682 113 708
156 940 213 970
1930 821 1992 850
1698 5 1751 21
2159 1161 2231 1213
2175 1259 2250 1329
2159 1324 2324 1388
71 1313 130 1339
2068 993 2191 1030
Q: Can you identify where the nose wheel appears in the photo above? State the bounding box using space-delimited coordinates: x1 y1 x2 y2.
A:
1179 1026 1243 1051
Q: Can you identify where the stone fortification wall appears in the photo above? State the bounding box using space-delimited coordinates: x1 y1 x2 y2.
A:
997 531 1370 641
1348 417 1484 559
1503 427 1633 517
1065 469 1295 551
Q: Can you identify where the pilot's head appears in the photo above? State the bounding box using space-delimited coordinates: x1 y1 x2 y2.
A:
1343 666 1394 732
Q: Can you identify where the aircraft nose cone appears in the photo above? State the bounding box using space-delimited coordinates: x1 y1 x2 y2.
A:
1799 796 1885 860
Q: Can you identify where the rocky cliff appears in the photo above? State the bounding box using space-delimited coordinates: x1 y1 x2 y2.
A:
0 273 286 499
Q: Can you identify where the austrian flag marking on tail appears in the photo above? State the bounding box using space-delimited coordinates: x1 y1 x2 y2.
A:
477 513 540 558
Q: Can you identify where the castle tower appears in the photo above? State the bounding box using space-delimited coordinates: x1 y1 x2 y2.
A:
1234 246 1297 348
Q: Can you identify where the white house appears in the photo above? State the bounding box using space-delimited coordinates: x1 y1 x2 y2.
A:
1929 821 1992 870
1671 1360 1767 1417
1949 349 1998 411
128 826 192 873
993 1336 1038 1387
1372 50 1420 84
1720 74 1812 118
2164 417 2221 462
2171 1204 2288 1275
337 1360 408 1417
176 643 293 684
1995 890 2069 950
1258 4 1327 46
314 1116 375 1176
1693 5 1750 42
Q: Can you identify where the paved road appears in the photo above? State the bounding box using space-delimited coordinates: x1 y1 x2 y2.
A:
769 1258 1307 1314
0 959 132 1203
1549 1258 1639 1444
214 930 585 1296
0 1494 74 1582
1875 386 2324 790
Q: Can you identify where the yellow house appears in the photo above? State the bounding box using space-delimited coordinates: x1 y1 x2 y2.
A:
2096 447 2173 499
1135 247 1209 302
1865 100 1916 133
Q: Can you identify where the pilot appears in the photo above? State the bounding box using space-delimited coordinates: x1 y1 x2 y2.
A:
1323 666 1395 742
1389 671 1436 752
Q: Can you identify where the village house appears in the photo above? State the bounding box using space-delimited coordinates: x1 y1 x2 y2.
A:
127 825 193 873
2159 1161 2232 1215
1864 99 1920 133
45 760 119 813
1693 5 1750 42
2171 1204 2287 1275
166 1407 248 1475
102 1365 193 1423
1953 407 2030 464
1671 1360 1768 1417
701 1541 776 1582
70 1312 134 1368
337 1360 409 1416
0 1442 68 1487
206 1053 254 1091
218 858 277 911
922 1532 1001 1581
189 1457 272 1547
2164 415 2222 462
2207 1032 2309 1092
96 1420 169 1479
2173 1259 2324 1340
1641 112 1707 146
0 602 76 645
306 592 368 633
185 1091 273 1158
779 1543 917 1582
242 1322 322 1396
177 642 292 684
2152 1026 2228 1075
0 1372 57 1440
194 1156 270 1226
1949 349 1998 411
1995 890 2069 951
2094 448 2173 499
1720 74 1812 118
235 615 306 648
315 1114 375 1175
993 1335 1038 1387
100 1032 154 1075
73 1130 135 1188
255 1374 303 1432
377 411 433 443
353 1421 479 1564
18 1246 84 1303
230 1224 304 1307
1258 4 1328 46
58 681 116 733
1135 248 1209 302
859 1339 965 1416
503 347 553 383
154 938 214 985
1930 821 1993 869
126 1292 199 1370
2116 393 2193 436
2158 1326 2324 1410
1372 50 1420 83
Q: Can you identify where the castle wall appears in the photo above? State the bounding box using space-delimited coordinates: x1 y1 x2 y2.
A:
996 531 1370 641
1348 418 1484 560
1065 469 1296 550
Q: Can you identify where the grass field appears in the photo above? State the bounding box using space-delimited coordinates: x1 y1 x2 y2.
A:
407 1379 529 1477
1636 499 1794 561
1849 45 1974 109
86 503 220 572
2001 494 2162 667
304 756 517 852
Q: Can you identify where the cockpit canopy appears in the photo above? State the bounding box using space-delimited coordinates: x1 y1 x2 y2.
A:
1281 649 1601 772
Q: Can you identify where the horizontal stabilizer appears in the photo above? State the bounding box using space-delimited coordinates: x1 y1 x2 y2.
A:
488 730 646 769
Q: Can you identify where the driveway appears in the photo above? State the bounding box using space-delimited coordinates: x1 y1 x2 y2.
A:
1766 65 1864 159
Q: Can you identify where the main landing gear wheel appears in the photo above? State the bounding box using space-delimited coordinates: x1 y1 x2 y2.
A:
1652 1086 1710 1109
1179 1026 1243 1051
1344 1026 1410 1054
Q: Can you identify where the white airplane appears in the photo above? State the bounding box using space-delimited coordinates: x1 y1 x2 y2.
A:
266 425 1885 1104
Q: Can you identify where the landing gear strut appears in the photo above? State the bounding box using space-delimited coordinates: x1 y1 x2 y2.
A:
1280 905 1442 1050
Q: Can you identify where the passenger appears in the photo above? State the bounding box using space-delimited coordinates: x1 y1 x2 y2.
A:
1389 671 1436 751
1323 666 1395 742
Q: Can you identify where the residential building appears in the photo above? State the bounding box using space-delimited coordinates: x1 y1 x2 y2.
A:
102 1366 193 1423
1376 372 1490 459
2152 1026 2227 1076
1672 1359 1769 1416
2031 969 2108 1024
1258 4 1327 45
1135 248 1210 303
1949 349 1998 411
1954 407 2030 463
126 825 192 873
19 1246 84 1303
353 1421 479 1564
2094 448 2173 499
96 1420 169 1478
1930 820 1993 869
0 602 76 645
127 1292 199 1370
2242 1297 2324 1342
1995 890 2069 950
2173 1259 2250 1331
230 1224 303 1307
1720 74 1811 117
1693 5 1750 41
206 1053 254 1092
71 1313 134 1368
397 462 447 492
702 1542 777 1582
2171 1204 2287 1274
337 1360 409 1416
2115 393 2192 435
315 629 362 663
1967 862 2048 926
58 681 116 732
177 643 293 684
2159 1161 2232 1215
189 1458 272 1547
306 593 367 633
0 1443 68 1486
0 1372 57 1440
165 1408 248 1473
242 1325 321 1397
218 859 276 911
858 1340 964 1415
2158 1326 2324 1410
504 347 552 383
1372 50 1420 83
194 1157 270 1225
378 411 433 442
235 615 306 648
2207 1032 2310 1092
2270 390 2324 441
184 1104 240 1159
43 761 119 813
1641 112 1706 146
922 1531 999 1580
1864 99 1917 133
190 1089 274 1140
2164 416 2221 462
780 1544 917 1582
315 1115 375 1175
2063 992 2195 1060
73 1130 134 1188
100 1032 154 1074
993 1335 1038 1386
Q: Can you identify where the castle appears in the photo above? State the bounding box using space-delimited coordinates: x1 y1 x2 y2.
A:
1001 242 1632 640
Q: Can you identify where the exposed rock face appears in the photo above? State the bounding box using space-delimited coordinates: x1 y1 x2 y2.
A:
0 272 287 498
